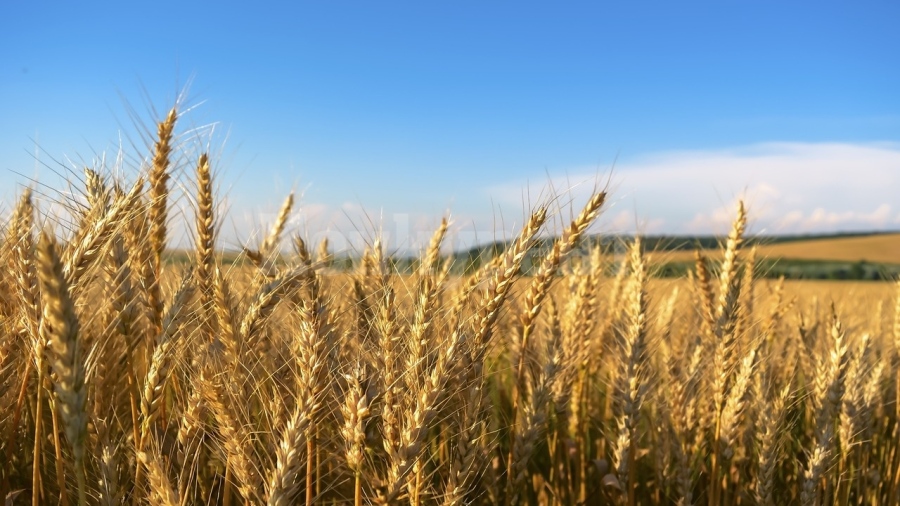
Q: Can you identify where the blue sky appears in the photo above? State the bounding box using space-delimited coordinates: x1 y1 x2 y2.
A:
2 1 898 251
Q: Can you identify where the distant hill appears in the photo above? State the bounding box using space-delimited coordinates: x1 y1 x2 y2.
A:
454 231 900 263
754 233 900 264
639 232 900 281
457 231 900 281
656 232 900 265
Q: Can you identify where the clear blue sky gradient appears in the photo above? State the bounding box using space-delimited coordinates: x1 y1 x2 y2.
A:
2 1 899 246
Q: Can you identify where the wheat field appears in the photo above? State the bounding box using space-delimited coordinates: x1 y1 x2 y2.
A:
1 108 898 506
661 234 900 265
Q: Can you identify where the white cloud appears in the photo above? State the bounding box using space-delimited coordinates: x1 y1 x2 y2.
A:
218 198 468 255
484 142 900 235
606 209 666 234
777 204 894 230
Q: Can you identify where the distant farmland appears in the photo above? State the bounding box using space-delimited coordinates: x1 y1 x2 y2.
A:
659 232 900 265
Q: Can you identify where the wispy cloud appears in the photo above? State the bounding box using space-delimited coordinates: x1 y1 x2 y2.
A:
485 142 900 235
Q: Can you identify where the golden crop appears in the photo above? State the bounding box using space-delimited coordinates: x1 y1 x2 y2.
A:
0 107 897 505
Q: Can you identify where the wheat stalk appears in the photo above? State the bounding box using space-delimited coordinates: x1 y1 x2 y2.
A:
609 237 649 506
36 231 88 506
